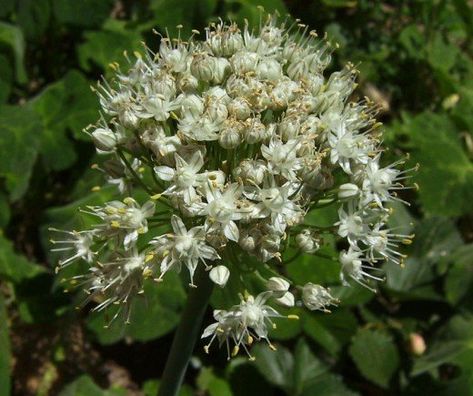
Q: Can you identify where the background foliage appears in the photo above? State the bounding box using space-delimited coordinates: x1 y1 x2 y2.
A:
0 0 472 395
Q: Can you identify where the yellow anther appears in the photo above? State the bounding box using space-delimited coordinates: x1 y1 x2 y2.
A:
143 268 153 278
145 253 154 263
151 193 162 200
287 315 300 320
204 345 210 354
111 220 121 228
217 327 225 334
118 208 127 214
247 335 254 345
268 343 277 351
91 186 101 192
231 345 239 357
133 51 142 59
402 239 413 245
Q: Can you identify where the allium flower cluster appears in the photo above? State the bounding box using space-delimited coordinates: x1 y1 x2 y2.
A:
52 16 413 357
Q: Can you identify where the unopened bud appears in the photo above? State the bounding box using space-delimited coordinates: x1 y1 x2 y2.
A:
209 265 230 287
338 183 360 200
267 277 290 292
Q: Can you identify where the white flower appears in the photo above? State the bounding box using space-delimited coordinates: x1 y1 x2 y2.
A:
150 215 220 285
328 122 370 174
339 247 384 290
154 151 205 204
200 183 247 242
261 138 302 180
295 229 320 253
336 204 368 246
302 283 338 312
49 228 95 269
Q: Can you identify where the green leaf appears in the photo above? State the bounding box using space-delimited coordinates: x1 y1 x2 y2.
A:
287 248 340 286
86 274 185 344
0 54 13 103
444 244 473 305
349 328 400 388
31 70 98 170
52 0 115 28
302 309 358 356
389 112 473 216
0 234 45 283
0 22 27 82
253 339 355 395
143 379 193 396
0 104 41 200
17 0 51 39
252 343 294 392
197 368 233 396
58 375 126 396
427 33 458 73
77 21 143 73
0 294 11 396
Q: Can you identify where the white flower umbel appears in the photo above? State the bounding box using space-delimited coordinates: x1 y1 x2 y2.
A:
53 15 413 360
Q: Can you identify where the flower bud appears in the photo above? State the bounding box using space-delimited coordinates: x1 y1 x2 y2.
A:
92 128 119 152
231 51 259 74
212 57 231 84
219 124 241 149
190 53 214 82
267 276 290 292
239 233 257 251
302 283 337 311
409 333 426 356
295 230 320 253
233 160 266 185
256 59 282 81
228 98 251 120
209 265 230 287
244 118 266 144
338 183 360 200
275 291 295 307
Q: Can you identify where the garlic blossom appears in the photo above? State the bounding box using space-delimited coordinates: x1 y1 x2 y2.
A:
52 15 414 359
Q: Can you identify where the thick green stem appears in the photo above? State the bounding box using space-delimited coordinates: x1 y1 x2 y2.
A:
158 266 213 396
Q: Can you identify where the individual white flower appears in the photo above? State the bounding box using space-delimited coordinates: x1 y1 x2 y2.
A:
249 178 303 233
209 265 230 287
339 247 384 290
261 138 302 180
336 204 369 246
49 228 95 269
150 215 220 285
328 122 370 174
199 183 247 242
154 151 205 203
302 283 338 312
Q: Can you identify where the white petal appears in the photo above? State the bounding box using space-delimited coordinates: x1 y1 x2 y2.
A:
171 215 187 235
154 166 175 181
224 221 239 242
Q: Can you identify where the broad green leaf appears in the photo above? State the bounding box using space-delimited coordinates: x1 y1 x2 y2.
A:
349 328 400 388
252 343 294 392
77 21 143 73
17 0 51 39
52 0 115 28
0 104 41 200
31 70 98 170
287 248 340 286
197 368 233 396
293 340 328 394
86 274 185 344
427 33 458 73
0 294 11 396
301 374 359 396
389 112 473 216
0 22 26 82
0 234 45 283
58 375 126 396
444 244 473 305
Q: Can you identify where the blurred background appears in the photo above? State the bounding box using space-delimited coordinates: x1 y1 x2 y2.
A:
0 0 472 395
